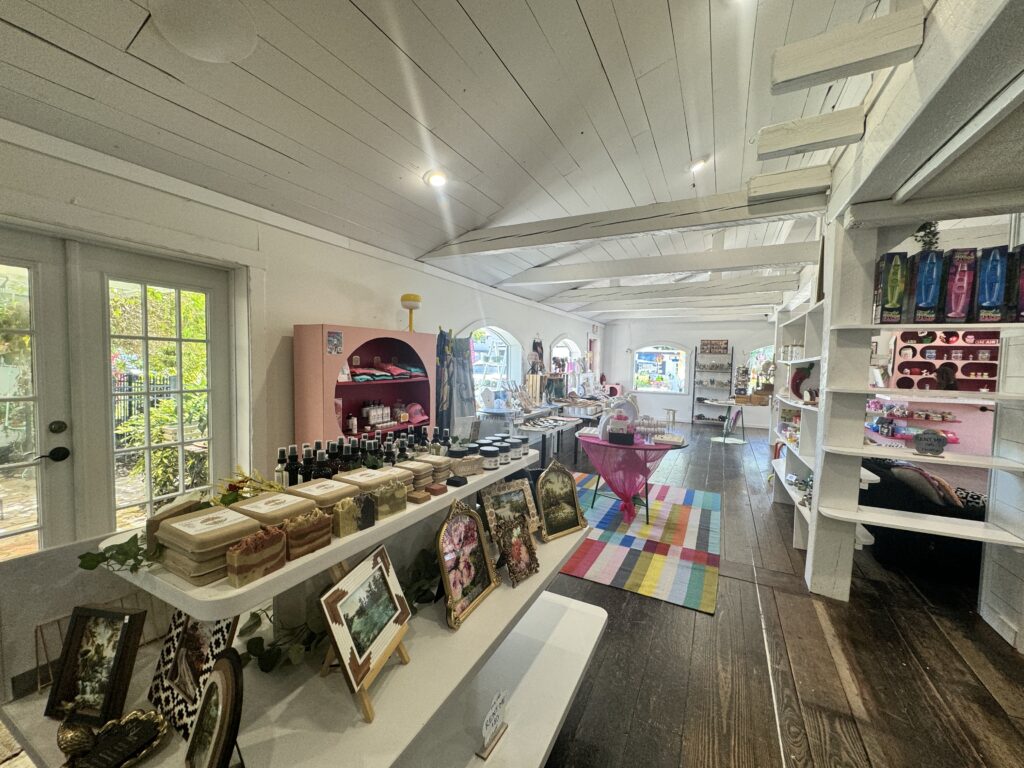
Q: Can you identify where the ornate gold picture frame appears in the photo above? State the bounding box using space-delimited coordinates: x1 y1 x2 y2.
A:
437 500 500 629
494 514 540 587
536 460 586 543
480 479 540 534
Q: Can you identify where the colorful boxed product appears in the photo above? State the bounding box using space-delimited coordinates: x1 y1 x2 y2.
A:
943 248 977 322
873 252 909 324
909 250 946 323
283 509 332 560
226 527 287 587
371 479 407 518
231 492 316 527
974 245 1014 322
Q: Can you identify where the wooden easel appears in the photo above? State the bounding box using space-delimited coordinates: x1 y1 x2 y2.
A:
319 562 411 723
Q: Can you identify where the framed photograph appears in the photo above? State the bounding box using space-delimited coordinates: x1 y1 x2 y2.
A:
494 515 539 587
185 649 243 768
536 460 587 542
148 611 238 740
437 500 499 630
480 479 539 534
320 546 411 692
44 606 146 725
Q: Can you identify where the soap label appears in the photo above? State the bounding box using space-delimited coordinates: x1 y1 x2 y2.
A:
170 509 249 535
302 480 347 497
239 494 301 514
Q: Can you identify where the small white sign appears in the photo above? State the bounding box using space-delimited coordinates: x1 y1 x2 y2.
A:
481 689 508 749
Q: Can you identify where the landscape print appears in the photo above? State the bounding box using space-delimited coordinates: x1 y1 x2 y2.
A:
539 465 584 539
341 567 399 658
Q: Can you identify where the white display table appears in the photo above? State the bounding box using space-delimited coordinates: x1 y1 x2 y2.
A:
1 531 598 768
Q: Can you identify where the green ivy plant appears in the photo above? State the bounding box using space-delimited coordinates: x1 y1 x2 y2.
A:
77 534 160 574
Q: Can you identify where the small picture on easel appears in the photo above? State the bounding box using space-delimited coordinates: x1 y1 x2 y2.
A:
320 546 411 695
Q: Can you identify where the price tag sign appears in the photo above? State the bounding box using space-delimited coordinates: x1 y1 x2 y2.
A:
478 689 509 759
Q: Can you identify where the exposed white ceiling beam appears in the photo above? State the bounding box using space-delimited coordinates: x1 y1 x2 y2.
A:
545 274 798 303
598 309 773 322
771 5 924 94
578 293 783 312
748 165 832 202
845 189 1024 229
757 107 864 161
421 191 826 259
500 241 819 286
893 69 1024 203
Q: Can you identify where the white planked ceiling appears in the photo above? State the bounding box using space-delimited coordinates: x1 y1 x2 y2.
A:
0 0 883 309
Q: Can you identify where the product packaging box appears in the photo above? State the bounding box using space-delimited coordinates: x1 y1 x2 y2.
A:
974 245 1015 323
943 248 977 322
909 250 947 323
873 252 909 324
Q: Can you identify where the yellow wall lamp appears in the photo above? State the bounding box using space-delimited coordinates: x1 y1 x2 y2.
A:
401 293 422 332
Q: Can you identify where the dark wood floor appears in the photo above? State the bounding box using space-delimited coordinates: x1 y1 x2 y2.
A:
544 426 1024 768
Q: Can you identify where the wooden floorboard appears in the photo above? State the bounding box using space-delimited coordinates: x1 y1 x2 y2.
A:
545 425 1024 768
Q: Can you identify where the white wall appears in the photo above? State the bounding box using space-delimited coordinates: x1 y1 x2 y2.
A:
603 319 775 428
0 125 599 473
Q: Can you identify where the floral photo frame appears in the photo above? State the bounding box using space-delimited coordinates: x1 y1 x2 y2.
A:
494 515 539 587
536 460 586 542
480 479 540 534
436 500 499 630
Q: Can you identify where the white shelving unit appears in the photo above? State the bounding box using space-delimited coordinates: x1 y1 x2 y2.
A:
806 221 1024 632
771 299 825 550
0 448 606 767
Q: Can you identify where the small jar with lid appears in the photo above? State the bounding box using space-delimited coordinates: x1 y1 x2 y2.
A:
463 442 479 455
512 435 530 456
495 442 512 464
493 432 510 442
506 439 523 460
480 446 500 470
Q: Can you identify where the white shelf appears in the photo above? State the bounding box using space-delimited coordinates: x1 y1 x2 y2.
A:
396 593 606 768
99 450 541 621
772 458 810 523
776 356 821 366
819 505 1024 546
2 531 590 768
833 322 1021 331
775 393 819 411
829 387 1024 404
823 443 1024 473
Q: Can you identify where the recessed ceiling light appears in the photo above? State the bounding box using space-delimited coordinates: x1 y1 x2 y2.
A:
690 159 707 173
423 169 448 188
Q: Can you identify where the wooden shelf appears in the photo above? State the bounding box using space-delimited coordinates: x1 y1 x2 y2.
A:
819 505 1024 546
337 378 429 388
866 410 962 424
772 458 810 522
776 355 821 366
829 386 1024 404
98 450 541 621
775 393 819 411
823 443 1024 472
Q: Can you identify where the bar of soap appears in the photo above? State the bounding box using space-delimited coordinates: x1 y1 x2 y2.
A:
287 478 359 508
426 483 448 496
156 506 260 558
446 475 468 487
226 527 287 587
407 489 431 504
283 509 332 560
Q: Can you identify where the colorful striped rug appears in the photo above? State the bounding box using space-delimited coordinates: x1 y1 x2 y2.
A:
560 473 721 614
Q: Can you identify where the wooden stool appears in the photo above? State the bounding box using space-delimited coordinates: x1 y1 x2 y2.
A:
664 408 677 425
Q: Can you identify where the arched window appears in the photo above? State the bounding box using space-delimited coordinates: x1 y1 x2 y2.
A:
633 345 688 393
550 337 582 373
469 326 523 409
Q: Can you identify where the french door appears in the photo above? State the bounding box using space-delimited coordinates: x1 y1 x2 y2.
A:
0 228 233 560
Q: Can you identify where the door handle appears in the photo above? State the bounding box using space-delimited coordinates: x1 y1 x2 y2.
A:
37 446 71 462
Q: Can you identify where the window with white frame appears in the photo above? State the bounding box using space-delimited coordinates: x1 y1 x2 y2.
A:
632 345 688 393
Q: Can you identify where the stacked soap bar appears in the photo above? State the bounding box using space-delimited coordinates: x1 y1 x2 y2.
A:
155 506 261 586
226 527 286 587
283 509 333 560
415 453 453 484
396 460 433 490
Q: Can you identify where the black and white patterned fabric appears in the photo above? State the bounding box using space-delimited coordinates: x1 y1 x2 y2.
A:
148 610 237 740
955 487 987 511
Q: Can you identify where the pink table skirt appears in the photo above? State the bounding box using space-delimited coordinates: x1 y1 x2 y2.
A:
577 434 675 521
